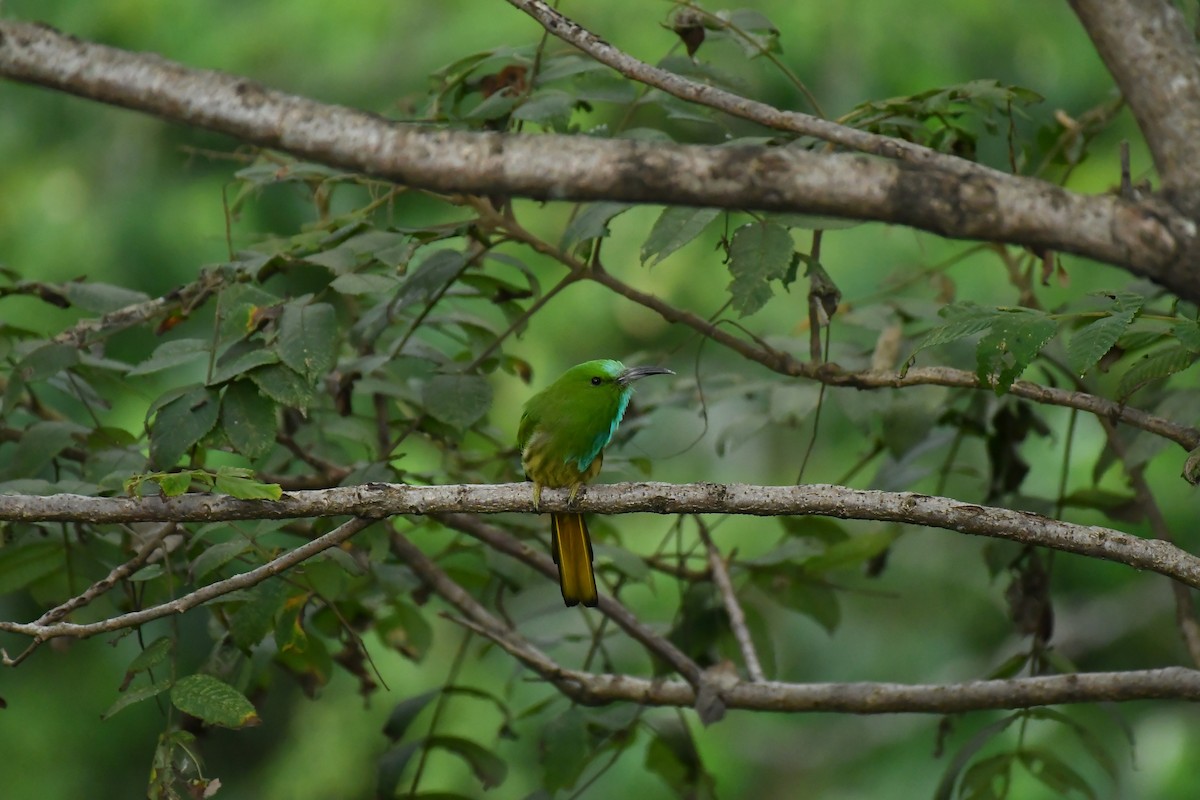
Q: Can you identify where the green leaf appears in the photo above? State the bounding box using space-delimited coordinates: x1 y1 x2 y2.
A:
645 718 715 799
426 736 508 790
229 580 290 650
959 752 1013 800
190 539 251 583
103 680 171 721
1025 708 1119 782
641 207 721 266
933 713 1022 800
1117 345 1196 400
0 540 63 593
395 250 468 309
126 636 174 675
209 345 280 385
976 312 1058 393
422 374 493 428
512 89 577 125
383 690 438 741
213 472 282 500
1172 317 1200 352
61 281 151 313
540 708 589 792
248 363 314 411
377 602 434 662
0 420 82 481
221 380 278 459
126 338 211 377
1018 749 1096 799
278 301 338 379
329 272 400 295
149 386 220 468
169 674 260 729
1068 308 1138 376
801 529 900 574
562 202 632 250
15 342 79 383
155 471 194 497
727 221 793 316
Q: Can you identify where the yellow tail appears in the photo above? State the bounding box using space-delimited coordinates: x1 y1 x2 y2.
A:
550 513 598 607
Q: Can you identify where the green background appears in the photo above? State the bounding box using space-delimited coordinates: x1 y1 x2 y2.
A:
1 1 1195 798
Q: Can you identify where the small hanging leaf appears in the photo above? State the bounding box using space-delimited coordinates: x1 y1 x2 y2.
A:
0 541 63 594
426 735 508 789
641 207 721 266
727 221 793 316
103 680 172 721
383 690 438 742
1018 748 1096 799
562 202 633 250
539 708 590 792
169 674 260 729
248 363 314 411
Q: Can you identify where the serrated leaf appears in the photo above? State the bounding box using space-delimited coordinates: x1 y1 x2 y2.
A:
727 221 794 316
422 374 493 428
229 580 290 650
209 345 280 385
149 386 220 468
0 540 63 593
641 207 721 266
248 363 314 411
221 380 277 459
126 338 210 377
278 301 338 379
1172 317 1200 352
170 674 260 729
1068 308 1138 376
1117 345 1197 400
426 735 508 789
977 312 1058 393
61 281 151 313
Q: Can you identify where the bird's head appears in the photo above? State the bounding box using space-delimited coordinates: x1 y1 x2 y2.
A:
558 359 674 394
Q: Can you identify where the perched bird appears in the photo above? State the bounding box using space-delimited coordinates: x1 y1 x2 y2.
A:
518 359 673 607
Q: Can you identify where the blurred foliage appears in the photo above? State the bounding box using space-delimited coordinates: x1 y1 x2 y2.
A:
2 1 1200 800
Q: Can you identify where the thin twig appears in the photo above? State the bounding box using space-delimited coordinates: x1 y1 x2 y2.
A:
695 517 765 681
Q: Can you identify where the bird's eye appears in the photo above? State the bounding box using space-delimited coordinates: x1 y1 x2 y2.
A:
590 376 602 386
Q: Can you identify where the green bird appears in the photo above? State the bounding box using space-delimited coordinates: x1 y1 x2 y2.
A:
519 359 674 607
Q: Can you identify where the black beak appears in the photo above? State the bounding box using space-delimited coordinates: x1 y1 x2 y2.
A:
617 365 674 386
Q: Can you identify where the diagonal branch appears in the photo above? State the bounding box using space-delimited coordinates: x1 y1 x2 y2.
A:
1069 0 1200 195
0 19 1190 298
2 482 1200 589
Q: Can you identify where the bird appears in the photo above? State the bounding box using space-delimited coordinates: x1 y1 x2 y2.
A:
518 359 673 607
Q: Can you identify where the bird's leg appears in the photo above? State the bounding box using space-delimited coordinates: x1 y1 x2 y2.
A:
567 482 583 510
531 482 543 512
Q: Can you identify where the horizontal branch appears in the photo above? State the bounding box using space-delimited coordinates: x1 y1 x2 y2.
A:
0 20 1194 299
551 666 1200 714
3 482 1199 589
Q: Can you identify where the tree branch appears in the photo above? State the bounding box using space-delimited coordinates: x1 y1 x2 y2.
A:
1069 0 1200 195
0 20 1191 299
535 666 1200 714
0 516 376 643
696 517 766 682
2 482 1199 589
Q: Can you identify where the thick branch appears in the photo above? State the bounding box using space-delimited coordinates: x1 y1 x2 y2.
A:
2 482 1199 589
0 20 1190 297
1069 0 1200 194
